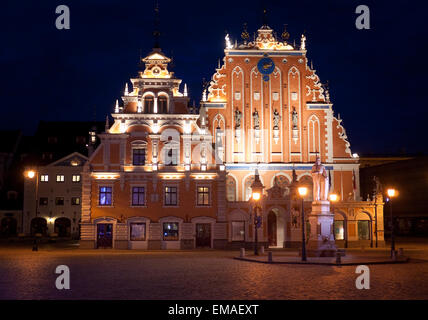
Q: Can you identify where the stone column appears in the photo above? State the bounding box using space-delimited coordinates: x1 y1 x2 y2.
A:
307 200 337 257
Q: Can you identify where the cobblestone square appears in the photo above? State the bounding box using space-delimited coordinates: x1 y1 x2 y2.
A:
0 240 427 300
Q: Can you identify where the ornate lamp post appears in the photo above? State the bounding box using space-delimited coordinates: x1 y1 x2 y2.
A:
298 186 308 261
387 188 397 257
251 169 264 256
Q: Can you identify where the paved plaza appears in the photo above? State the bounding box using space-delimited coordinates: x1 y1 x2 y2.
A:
0 240 427 300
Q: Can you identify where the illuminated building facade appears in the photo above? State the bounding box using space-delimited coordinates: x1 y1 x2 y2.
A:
80 46 228 249
80 21 385 249
202 23 385 248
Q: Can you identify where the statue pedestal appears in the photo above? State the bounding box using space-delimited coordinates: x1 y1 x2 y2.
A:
307 201 337 257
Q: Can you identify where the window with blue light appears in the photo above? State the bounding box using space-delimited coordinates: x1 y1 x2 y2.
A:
99 186 112 206
163 222 179 241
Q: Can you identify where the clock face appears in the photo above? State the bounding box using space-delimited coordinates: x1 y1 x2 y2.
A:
257 57 275 75
152 67 161 75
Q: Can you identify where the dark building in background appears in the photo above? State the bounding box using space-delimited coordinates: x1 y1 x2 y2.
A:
360 156 428 236
0 121 105 237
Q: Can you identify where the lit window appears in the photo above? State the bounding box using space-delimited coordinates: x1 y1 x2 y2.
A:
71 197 80 205
99 187 112 206
40 175 49 182
56 175 65 182
231 222 245 241
132 148 146 166
132 187 145 206
164 186 177 206
130 223 146 241
197 186 210 206
163 222 179 241
72 175 81 182
39 197 48 206
55 197 64 206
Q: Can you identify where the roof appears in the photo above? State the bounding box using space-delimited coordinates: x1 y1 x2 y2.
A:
0 130 22 153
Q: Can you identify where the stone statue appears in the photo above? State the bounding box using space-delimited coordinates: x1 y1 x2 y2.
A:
234 109 242 129
273 109 280 129
311 156 329 201
292 107 298 128
253 110 260 129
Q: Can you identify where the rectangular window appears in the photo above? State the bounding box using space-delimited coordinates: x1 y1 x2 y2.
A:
55 197 64 206
164 186 177 206
40 175 49 182
163 222 179 241
197 186 210 206
132 187 145 206
231 221 245 241
72 175 81 182
358 221 370 240
130 223 146 241
99 187 112 206
39 197 48 206
132 148 146 165
334 221 345 240
71 197 80 205
56 175 65 182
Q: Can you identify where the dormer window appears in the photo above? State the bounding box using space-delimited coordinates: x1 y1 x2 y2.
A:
144 96 154 113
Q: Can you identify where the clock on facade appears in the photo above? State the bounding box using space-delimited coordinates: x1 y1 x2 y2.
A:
257 56 275 82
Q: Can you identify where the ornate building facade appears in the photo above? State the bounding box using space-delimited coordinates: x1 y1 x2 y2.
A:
80 21 385 249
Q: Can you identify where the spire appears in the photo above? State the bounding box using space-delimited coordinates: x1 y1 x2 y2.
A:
105 115 110 132
262 8 268 27
153 1 161 49
183 83 188 97
114 99 119 113
241 23 250 43
124 83 129 96
281 24 290 41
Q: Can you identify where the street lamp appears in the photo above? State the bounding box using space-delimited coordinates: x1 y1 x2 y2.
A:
251 169 264 256
329 193 345 247
387 188 397 257
298 186 308 261
25 169 39 251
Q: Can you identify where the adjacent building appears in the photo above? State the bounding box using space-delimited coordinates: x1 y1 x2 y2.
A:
23 152 88 238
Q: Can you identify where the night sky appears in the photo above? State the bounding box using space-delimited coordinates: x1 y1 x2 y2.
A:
1 0 427 155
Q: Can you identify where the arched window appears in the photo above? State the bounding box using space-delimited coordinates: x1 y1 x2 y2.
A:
308 115 320 156
226 176 236 202
144 96 154 113
158 95 168 113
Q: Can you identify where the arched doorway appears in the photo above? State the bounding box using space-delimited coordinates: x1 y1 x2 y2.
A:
0 217 17 237
54 217 71 237
334 211 348 248
31 217 47 236
268 211 277 247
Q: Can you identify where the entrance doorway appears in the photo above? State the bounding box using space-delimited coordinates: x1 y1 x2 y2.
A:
0 217 17 237
195 223 211 248
54 217 71 237
97 223 113 248
268 211 277 247
31 217 47 236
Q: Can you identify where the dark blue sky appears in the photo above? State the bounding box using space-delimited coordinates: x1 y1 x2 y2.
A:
1 0 427 155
